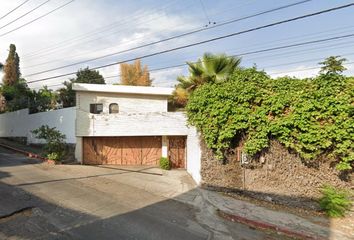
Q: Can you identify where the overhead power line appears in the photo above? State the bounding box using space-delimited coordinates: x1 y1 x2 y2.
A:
269 61 354 75
0 0 51 31
22 0 184 58
261 52 354 69
24 3 354 81
23 0 312 71
24 23 354 70
0 0 31 21
0 0 75 38
23 0 259 59
33 58 354 89
27 32 354 84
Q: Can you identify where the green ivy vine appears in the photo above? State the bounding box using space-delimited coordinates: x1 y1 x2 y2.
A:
186 68 354 170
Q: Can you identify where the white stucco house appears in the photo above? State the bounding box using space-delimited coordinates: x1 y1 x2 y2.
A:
0 83 202 183
72 83 202 183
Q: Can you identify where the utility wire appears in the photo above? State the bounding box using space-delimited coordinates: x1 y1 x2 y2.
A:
23 0 308 62
23 0 312 71
26 32 354 85
269 61 354 75
0 0 75 38
199 0 213 25
24 23 354 70
245 40 354 62
261 52 354 69
34 58 354 89
0 0 51 31
24 3 354 80
0 0 31 21
22 0 183 58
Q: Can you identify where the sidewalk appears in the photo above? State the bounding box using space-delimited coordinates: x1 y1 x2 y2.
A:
199 189 352 240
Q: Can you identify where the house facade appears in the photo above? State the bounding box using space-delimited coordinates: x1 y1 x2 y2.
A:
73 83 202 183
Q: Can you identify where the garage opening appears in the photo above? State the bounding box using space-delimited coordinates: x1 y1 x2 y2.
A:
83 136 162 165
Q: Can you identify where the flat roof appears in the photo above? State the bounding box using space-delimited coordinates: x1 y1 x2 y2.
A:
72 83 174 96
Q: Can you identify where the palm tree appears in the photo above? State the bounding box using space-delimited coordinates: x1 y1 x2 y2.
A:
177 53 241 91
172 53 241 107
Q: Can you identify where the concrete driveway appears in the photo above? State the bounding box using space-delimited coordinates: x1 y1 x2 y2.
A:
0 147 283 240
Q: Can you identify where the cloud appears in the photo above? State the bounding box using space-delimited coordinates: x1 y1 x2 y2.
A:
0 0 201 89
151 67 184 87
268 65 320 78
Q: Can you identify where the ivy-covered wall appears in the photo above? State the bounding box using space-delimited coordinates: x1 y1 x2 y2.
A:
187 68 354 171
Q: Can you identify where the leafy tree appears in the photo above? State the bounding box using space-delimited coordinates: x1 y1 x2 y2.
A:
74 67 105 84
0 78 30 112
29 86 58 113
58 81 75 108
0 44 32 112
319 56 347 74
57 68 105 107
173 53 241 107
120 59 151 86
3 44 21 86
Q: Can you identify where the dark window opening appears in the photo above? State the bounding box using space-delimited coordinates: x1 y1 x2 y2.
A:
90 103 103 114
109 103 119 114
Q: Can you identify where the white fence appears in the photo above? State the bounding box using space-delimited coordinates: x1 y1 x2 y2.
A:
0 107 76 144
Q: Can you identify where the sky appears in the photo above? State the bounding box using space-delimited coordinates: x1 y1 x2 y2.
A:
0 0 353 90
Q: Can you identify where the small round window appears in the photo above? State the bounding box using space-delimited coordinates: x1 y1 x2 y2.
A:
109 103 119 114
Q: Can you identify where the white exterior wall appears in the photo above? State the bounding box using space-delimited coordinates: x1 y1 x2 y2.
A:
0 107 76 144
77 92 168 114
76 111 191 136
186 128 202 184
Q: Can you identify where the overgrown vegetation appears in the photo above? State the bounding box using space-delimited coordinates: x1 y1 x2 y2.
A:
187 56 354 170
159 157 171 170
319 185 352 217
31 125 67 162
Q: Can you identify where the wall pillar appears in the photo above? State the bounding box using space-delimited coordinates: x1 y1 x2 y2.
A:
75 137 83 163
162 136 168 158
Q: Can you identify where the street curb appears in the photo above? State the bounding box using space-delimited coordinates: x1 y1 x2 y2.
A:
0 142 55 164
217 209 324 240
198 188 326 240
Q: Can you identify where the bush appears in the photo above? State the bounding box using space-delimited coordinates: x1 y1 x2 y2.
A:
159 157 171 170
47 152 60 161
319 185 352 217
31 125 66 161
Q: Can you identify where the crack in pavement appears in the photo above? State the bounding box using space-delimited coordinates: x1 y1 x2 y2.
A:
0 207 35 223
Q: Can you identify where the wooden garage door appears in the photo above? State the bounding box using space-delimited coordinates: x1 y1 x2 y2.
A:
168 136 186 169
83 136 162 165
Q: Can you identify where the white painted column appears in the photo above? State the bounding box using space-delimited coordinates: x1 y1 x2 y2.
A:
162 136 168 158
75 137 83 163
186 128 202 184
